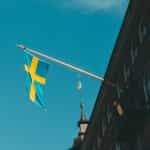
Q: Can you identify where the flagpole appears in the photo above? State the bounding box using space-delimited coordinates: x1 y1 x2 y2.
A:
17 44 105 82
18 44 121 88
17 44 121 88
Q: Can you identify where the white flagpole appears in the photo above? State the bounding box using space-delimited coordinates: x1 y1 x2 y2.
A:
17 44 104 81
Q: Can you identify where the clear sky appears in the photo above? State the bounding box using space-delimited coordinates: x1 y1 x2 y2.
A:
0 0 128 149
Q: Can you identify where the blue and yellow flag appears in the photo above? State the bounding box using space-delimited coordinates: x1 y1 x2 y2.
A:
24 53 49 108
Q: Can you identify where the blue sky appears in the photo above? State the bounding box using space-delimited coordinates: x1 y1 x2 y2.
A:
0 0 128 149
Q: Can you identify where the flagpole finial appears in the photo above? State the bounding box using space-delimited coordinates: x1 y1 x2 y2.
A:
77 80 82 91
17 44 26 50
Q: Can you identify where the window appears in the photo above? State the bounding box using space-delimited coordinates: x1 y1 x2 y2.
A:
92 143 96 150
143 72 150 110
143 24 150 40
138 21 145 44
106 106 112 124
123 64 130 82
98 119 102 137
131 48 135 65
116 84 124 99
97 136 102 149
123 64 128 82
130 46 138 65
135 47 138 58
127 66 130 78
138 19 150 44
115 143 121 150
143 77 149 103
102 117 106 136
136 135 143 150
117 86 121 99
147 81 150 96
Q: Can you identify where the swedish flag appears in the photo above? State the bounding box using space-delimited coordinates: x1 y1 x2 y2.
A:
24 53 49 108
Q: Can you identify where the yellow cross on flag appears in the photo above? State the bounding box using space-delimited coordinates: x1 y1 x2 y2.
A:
24 53 49 107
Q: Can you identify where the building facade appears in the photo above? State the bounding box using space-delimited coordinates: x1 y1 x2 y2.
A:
70 1 150 150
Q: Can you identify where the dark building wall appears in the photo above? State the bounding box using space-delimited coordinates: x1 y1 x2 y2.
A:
79 1 150 150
